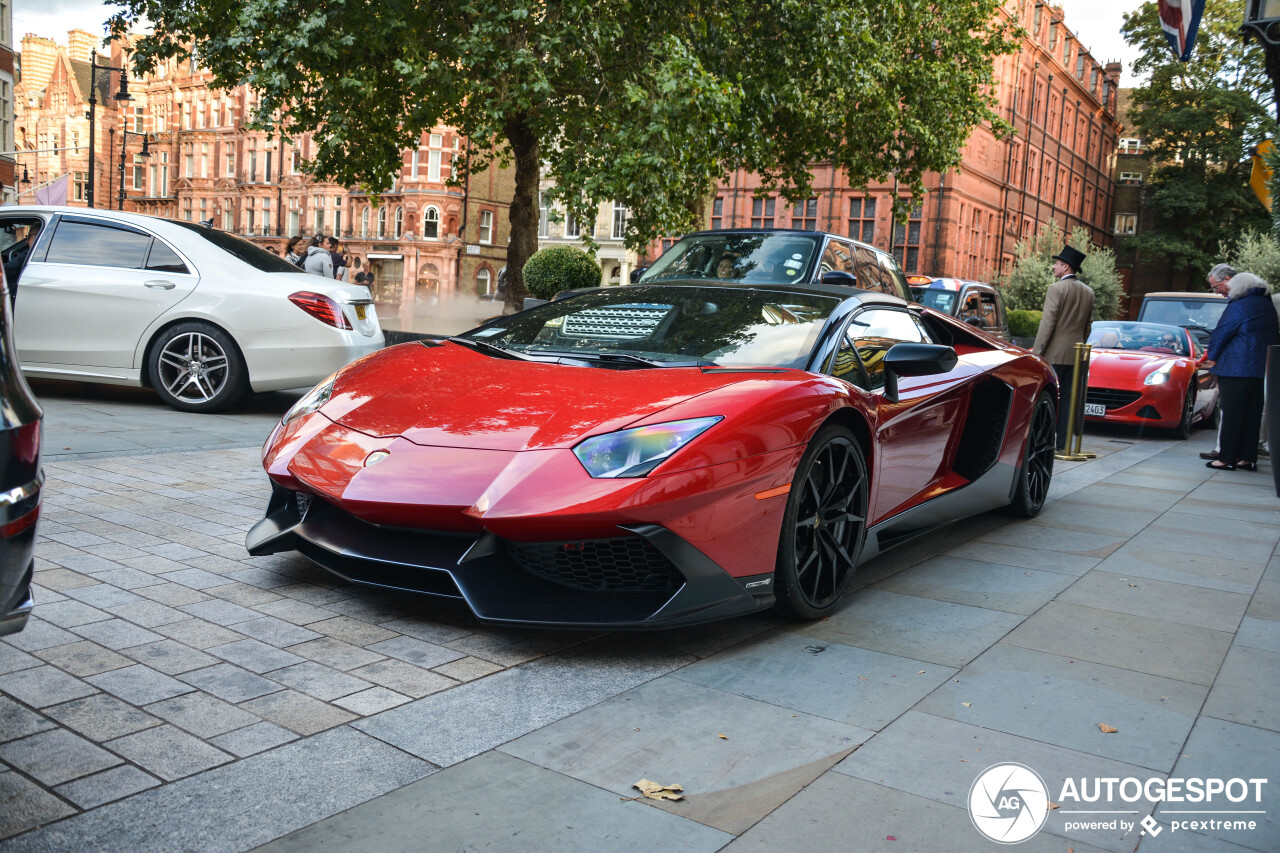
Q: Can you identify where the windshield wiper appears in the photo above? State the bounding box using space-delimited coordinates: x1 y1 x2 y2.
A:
448 336 528 360
526 349 710 368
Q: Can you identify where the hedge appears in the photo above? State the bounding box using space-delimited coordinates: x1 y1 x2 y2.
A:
1007 309 1042 339
522 246 601 300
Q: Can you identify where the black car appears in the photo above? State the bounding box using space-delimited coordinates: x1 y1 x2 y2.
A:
0 267 43 637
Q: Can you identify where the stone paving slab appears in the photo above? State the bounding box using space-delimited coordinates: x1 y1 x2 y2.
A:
870 554 1078 615
914 642 1207 772
1200 644 1280 733
253 751 731 853
672 630 954 731
1056 570 1251 633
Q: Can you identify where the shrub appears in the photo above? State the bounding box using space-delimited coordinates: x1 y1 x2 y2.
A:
1006 310 1042 339
995 220 1125 320
1224 229 1280 291
522 246 601 299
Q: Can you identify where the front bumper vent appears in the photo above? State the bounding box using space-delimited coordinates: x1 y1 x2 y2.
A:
507 536 684 593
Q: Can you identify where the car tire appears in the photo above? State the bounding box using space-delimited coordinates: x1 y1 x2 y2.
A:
773 423 869 620
1007 391 1056 518
1173 385 1195 440
148 322 248 413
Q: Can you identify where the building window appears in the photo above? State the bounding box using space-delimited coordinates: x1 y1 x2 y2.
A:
314 196 325 234
479 210 493 244
565 209 580 238
751 196 775 229
334 208 342 238
361 207 370 238
428 150 441 183
1114 213 1137 235
377 205 387 238
132 156 145 190
893 202 923 273
424 205 440 239
184 144 194 178
159 153 169 197
72 172 87 202
1118 172 1143 186
225 148 235 178
849 196 876 243
791 198 818 230
476 268 492 297
133 106 144 133
710 196 723 230
394 206 403 239
612 202 627 240
1117 137 1144 154
538 193 549 238
223 206 233 231
245 198 256 235
429 133 442 148
200 143 209 178
183 198 193 221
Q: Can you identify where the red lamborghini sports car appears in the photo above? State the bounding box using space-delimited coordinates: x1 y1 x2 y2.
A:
248 281 1057 629
1083 321 1218 439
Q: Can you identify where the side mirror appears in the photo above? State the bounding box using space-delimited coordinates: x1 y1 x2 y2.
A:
630 267 649 284
882 342 958 402
964 316 984 328
820 270 858 288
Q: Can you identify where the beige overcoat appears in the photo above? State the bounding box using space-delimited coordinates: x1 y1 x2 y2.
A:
1032 275 1095 364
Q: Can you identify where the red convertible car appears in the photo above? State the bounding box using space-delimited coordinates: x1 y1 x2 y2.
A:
1083 321 1217 439
248 263 1057 628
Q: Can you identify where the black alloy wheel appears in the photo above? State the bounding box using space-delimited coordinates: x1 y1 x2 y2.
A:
1008 392 1055 518
774 424 869 620
1173 385 1195 440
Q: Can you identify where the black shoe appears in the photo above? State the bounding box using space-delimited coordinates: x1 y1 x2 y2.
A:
1199 450 1219 460
1207 460 1236 470
1238 462 1258 471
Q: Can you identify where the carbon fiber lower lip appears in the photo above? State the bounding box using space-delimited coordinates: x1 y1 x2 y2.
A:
245 486 769 630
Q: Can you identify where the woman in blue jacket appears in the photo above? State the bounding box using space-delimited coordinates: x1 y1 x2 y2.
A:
1206 272 1280 470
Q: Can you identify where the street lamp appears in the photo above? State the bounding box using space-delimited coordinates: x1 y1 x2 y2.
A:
1244 0 1280 121
116 131 151 210
86 49 134 209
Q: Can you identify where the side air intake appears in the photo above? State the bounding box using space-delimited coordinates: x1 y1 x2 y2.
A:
953 379 1014 481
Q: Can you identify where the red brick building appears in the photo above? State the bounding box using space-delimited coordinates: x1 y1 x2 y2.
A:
15 32 514 333
0 5 16 203
707 2 1122 281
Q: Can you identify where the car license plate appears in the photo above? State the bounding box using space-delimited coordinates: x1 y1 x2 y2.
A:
1084 403 1106 417
355 304 368 321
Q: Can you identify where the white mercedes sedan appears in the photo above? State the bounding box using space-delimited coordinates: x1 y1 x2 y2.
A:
0 207 382 412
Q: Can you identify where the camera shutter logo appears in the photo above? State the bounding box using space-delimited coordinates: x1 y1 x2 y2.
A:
969 763 1051 844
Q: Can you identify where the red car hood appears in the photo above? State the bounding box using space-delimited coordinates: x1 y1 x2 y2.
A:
324 341 772 451
1089 349 1189 383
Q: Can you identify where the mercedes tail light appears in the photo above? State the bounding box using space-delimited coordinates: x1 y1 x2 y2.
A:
288 292 352 330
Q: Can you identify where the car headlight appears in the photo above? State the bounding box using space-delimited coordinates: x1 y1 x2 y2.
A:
573 416 723 478
283 373 337 424
1143 363 1175 385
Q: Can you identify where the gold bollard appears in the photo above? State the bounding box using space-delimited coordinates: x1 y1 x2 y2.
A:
1056 342 1097 461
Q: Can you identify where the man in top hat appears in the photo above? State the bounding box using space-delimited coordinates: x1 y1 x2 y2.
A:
1033 245 1095 450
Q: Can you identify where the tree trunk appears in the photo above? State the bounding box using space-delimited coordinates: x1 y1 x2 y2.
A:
504 112 540 311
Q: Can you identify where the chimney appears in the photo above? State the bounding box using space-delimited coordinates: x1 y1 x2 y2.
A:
67 30 99 64
18 35 57 92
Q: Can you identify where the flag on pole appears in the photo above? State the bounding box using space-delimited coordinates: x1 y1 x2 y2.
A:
34 174 69 206
1158 0 1207 62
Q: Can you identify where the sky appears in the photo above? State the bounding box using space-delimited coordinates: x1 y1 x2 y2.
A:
15 0 1149 86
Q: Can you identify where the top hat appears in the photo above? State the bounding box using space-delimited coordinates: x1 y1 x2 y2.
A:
1052 245 1086 272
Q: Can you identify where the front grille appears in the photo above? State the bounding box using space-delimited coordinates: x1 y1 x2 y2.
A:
1085 388 1141 410
507 536 684 593
561 304 671 340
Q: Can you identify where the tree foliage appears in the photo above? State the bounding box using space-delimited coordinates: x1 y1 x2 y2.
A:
522 246 601 299
1224 229 1280 290
110 0 1017 305
1118 0 1271 277
995 220 1125 320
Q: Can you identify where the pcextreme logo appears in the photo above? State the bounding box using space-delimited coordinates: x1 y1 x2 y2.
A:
968 763 1050 844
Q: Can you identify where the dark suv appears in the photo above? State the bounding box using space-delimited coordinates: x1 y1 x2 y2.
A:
910 278 1010 341
0 267 42 637
638 229 911 300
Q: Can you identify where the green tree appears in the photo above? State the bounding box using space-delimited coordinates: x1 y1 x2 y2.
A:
1224 228 1280 289
1119 0 1272 280
111 0 1016 306
996 220 1125 320
523 246 601 299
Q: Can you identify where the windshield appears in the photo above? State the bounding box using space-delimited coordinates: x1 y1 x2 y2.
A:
639 233 822 285
170 221 302 272
1138 297 1226 332
461 284 841 368
1088 322 1189 356
913 288 958 314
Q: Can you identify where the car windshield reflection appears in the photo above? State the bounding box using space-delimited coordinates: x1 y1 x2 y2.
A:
639 233 822 285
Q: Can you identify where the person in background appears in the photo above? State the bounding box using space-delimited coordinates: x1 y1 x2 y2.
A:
284 236 306 268
1205 272 1279 471
352 257 371 286
1200 263 1236 461
303 236 334 278
327 236 348 281
1033 245 1095 450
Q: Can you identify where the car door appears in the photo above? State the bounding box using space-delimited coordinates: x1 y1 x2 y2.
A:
836 305 967 524
16 216 198 370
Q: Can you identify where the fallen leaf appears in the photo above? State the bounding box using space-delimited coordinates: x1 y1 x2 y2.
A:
717 733 728 740
633 779 684 801
857 676 869 680
960 758 970 762
1128 583 1137 588
1048 801 1060 810
962 702 972 707
886 836 897 841
1098 723 1117 734
918 670 926 674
